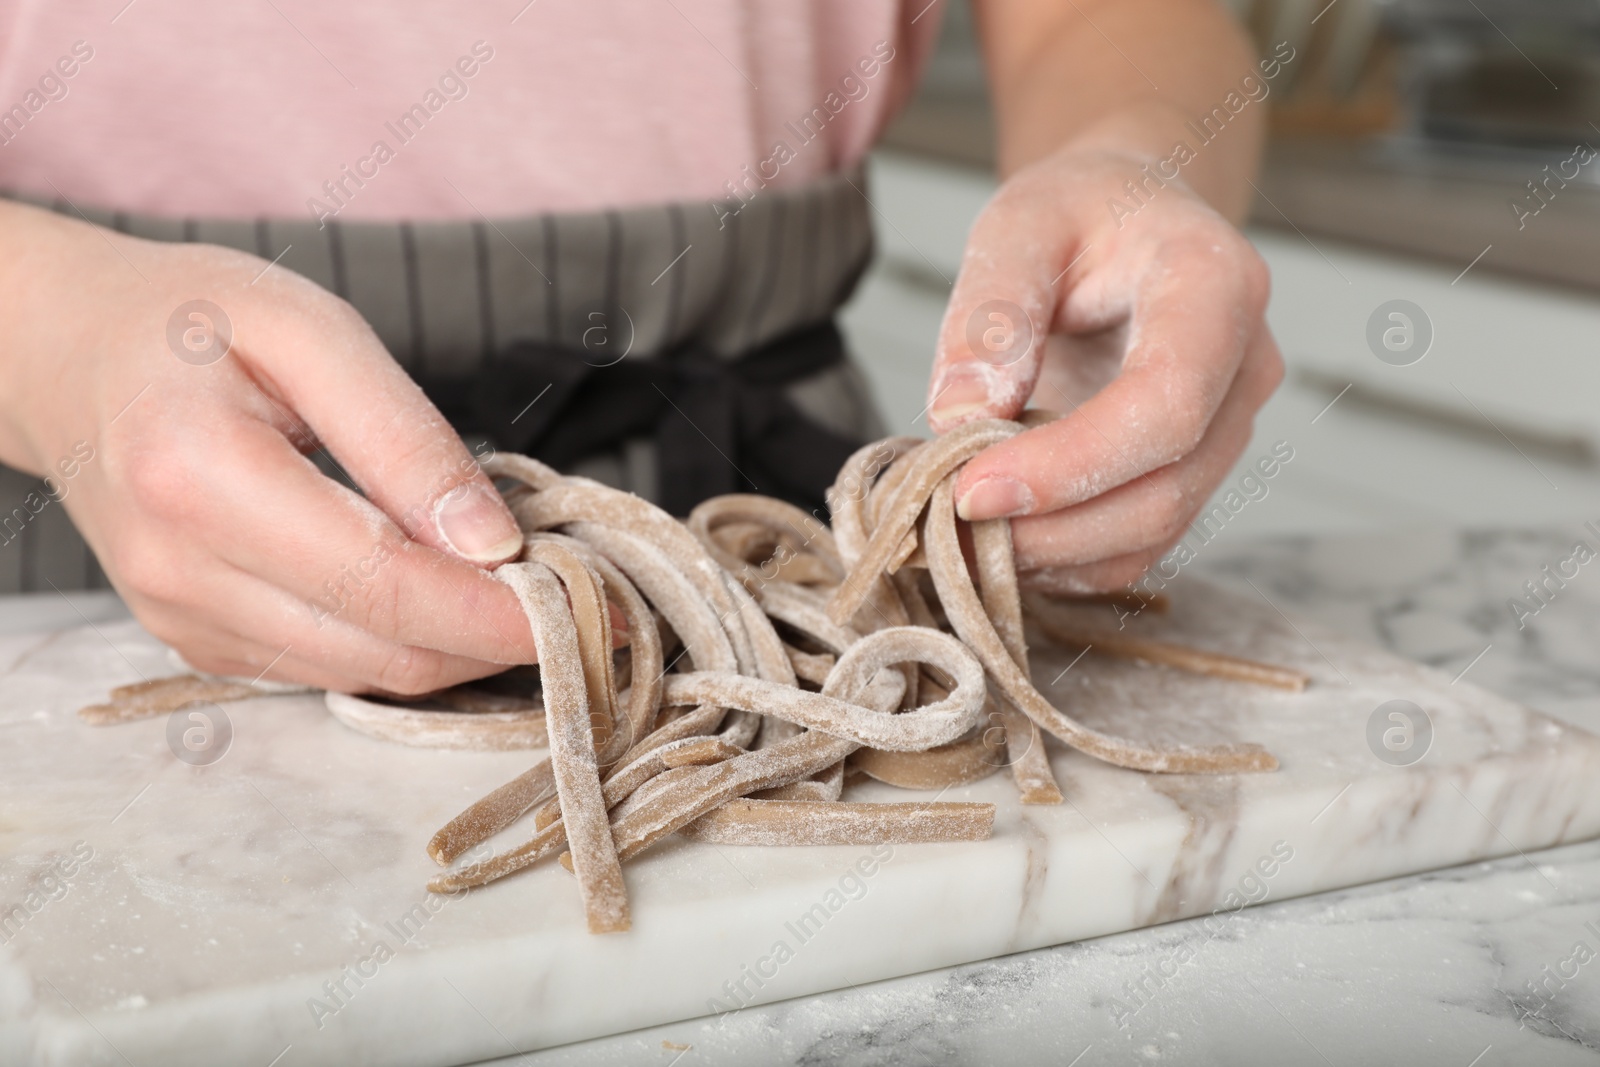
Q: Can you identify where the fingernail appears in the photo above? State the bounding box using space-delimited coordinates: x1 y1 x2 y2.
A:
928 377 991 427
956 476 1035 520
434 482 523 563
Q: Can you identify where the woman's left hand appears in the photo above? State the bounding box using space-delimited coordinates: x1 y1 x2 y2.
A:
925 144 1284 594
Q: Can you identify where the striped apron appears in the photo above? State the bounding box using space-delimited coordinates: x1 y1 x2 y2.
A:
0 169 884 594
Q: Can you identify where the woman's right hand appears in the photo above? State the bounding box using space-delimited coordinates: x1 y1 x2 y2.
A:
0 200 540 694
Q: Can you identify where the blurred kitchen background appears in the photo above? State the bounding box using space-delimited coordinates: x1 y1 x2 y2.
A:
841 0 1600 543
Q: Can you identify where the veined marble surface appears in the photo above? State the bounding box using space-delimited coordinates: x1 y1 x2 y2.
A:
2 527 1599 1067
488 525 1600 1067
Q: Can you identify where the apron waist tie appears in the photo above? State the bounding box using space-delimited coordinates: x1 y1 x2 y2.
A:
422 320 862 517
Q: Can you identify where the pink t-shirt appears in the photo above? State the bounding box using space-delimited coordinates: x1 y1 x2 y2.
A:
0 1 938 221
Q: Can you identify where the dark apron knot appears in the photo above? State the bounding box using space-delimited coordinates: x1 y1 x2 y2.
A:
422 320 865 517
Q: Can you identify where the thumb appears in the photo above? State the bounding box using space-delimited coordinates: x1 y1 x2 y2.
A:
926 197 1062 434
250 299 523 565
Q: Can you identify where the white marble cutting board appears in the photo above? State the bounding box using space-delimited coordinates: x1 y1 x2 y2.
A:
3 579 1599 1067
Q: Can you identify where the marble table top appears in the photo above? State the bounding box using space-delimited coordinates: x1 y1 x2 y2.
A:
3 525 1599 1067
487 524 1600 1067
